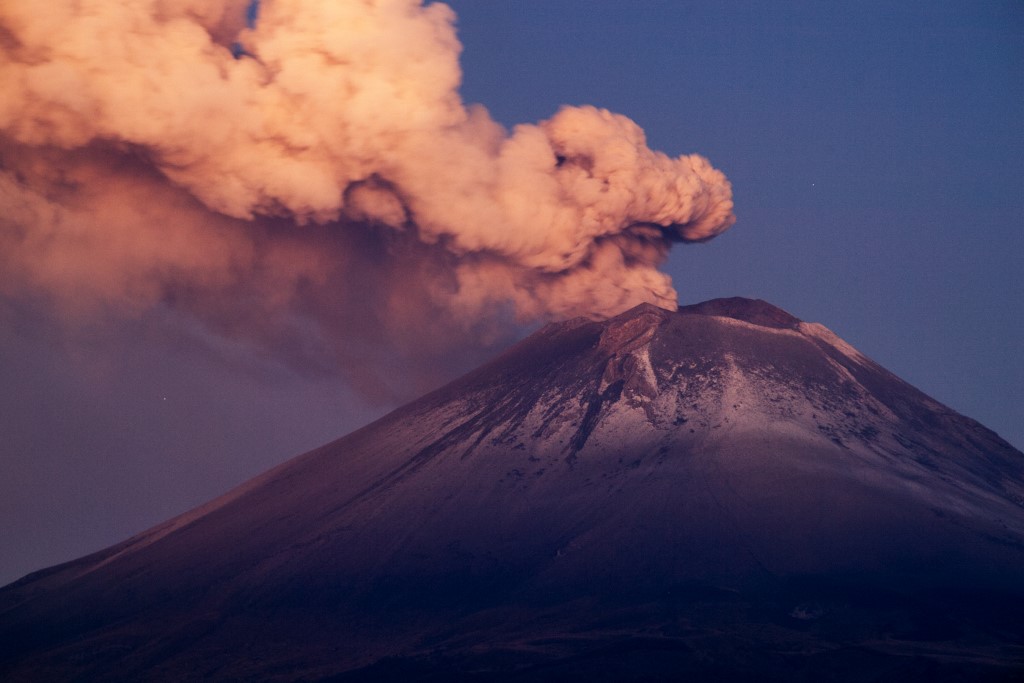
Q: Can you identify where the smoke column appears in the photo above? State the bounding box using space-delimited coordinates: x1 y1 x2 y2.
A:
0 0 735 398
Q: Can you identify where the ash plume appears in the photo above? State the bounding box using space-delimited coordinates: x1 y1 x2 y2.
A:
0 0 735 398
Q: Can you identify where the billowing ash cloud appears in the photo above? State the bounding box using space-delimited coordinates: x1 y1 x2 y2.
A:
0 0 734 399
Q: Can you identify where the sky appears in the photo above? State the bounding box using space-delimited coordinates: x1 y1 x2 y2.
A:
1 0 1021 586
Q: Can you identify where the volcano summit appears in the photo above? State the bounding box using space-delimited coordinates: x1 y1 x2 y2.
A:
1 298 1022 681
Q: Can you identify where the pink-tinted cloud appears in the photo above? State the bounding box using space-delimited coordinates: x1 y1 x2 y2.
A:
0 0 734 398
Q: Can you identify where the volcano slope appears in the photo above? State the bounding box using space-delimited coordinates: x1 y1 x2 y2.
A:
1 298 1023 681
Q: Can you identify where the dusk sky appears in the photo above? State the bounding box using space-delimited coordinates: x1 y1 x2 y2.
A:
1 0 1021 586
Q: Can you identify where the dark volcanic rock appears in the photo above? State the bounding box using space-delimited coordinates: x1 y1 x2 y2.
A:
2 298 1023 681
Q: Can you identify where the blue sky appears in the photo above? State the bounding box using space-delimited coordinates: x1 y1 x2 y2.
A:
447 0 1023 448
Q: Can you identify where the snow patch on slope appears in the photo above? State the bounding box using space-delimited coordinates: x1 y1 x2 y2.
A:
798 322 870 366
710 314 805 338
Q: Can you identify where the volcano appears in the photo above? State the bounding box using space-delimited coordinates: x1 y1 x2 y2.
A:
2 298 1023 681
